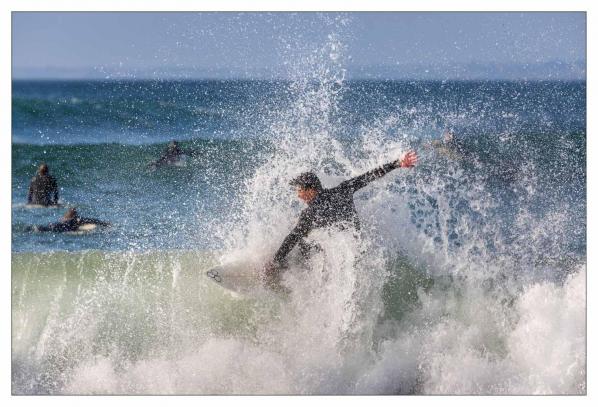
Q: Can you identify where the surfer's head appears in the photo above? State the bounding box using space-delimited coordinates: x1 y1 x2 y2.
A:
290 172 322 203
37 163 49 175
62 207 78 221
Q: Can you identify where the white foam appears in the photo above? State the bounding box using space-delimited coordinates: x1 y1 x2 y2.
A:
355 265 586 395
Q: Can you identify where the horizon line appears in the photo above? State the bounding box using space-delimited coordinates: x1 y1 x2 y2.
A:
11 77 587 82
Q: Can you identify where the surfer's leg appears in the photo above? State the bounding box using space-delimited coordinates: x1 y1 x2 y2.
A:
298 240 322 260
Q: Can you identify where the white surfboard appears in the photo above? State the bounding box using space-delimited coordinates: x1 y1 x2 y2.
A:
63 223 99 235
77 223 98 232
172 154 188 167
15 203 64 209
205 260 289 298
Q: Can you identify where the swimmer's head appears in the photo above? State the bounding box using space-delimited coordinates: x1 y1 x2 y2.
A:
38 163 49 175
62 207 78 221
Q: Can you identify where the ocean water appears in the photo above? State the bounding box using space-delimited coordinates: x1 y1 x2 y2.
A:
12 50 586 393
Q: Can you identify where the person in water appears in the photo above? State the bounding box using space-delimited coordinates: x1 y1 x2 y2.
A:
32 207 110 233
264 150 418 287
427 129 469 160
151 140 193 167
27 163 59 206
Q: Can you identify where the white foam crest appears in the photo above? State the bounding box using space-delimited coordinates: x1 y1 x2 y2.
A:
506 265 586 394
65 339 293 394
59 234 389 395
355 265 586 394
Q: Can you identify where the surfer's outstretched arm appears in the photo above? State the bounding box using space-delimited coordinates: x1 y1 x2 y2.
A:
340 150 418 192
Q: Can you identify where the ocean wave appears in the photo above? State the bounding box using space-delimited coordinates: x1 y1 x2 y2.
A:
11 34 585 395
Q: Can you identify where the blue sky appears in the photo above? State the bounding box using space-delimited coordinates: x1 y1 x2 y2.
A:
12 12 586 79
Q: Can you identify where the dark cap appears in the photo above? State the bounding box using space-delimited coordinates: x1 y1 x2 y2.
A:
289 172 322 191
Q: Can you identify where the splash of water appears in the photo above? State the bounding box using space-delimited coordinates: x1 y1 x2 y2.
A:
12 16 585 395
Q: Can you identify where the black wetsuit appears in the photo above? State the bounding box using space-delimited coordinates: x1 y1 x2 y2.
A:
153 145 193 167
273 161 401 266
27 174 59 206
34 217 109 233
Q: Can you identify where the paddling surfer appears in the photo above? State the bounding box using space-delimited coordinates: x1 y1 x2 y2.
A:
150 140 196 168
31 207 110 233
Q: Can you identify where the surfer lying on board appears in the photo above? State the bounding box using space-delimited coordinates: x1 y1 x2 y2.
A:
425 129 468 160
30 207 110 233
149 140 196 168
263 151 418 289
27 163 59 206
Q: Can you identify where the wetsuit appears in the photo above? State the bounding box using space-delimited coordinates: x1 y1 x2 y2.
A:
153 145 193 167
34 217 109 233
27 174 59 206
273 161 401 267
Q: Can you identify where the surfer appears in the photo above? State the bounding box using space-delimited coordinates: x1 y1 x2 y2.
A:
429 129 456 148
426 129 468 159
264 151 418 288
429 130 517 182
27 163 59 206
150 140 193 168
31 207 110 233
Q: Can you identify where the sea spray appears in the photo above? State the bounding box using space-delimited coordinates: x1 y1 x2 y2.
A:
12 17 585 394
354 265 586 394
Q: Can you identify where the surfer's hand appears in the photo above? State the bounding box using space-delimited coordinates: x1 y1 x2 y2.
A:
397 150 418 168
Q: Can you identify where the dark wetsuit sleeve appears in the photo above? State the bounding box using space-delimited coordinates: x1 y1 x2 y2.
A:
273 210 313 266
44 221 72 233
27 180 33 204
339 161 400 192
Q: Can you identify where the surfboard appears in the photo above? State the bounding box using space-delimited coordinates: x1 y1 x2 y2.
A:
172 154 188 167
77 223 98 232
15 203 64 209
204 261 266 296
148 154 188 170
62 223 99 235
204 260 291 298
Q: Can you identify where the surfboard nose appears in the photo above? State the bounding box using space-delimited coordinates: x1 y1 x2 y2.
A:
206 269 222 283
